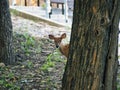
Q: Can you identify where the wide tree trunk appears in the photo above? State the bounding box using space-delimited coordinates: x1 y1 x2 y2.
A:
62 0 120 90
0 0 15 65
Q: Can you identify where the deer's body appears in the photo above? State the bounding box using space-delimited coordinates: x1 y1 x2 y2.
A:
59 44 69 58
49 33 69 58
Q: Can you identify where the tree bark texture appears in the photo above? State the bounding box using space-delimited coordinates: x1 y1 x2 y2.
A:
0 0 15 65
62 0 120 90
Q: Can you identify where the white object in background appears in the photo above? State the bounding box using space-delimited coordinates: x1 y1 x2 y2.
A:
119 21 120 30
64 0 68 22
12 0 16 6
46 0 51 18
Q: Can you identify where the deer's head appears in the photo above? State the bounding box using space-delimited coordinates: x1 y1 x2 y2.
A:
49 33 66 48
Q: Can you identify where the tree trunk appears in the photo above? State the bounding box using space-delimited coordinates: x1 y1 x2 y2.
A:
0 0 15 65
104 0 120 89
62 0 120 90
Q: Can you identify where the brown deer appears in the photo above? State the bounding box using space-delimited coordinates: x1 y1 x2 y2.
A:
49 33 69 58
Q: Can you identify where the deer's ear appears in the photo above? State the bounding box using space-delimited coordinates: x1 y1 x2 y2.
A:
49 35 55 39
61 33 66 39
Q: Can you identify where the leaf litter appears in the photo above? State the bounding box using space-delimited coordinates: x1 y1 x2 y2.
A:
0 14 70 90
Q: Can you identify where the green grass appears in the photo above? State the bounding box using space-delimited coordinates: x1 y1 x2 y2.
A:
41 49 66 72
41 53 55 71
0 67 20 90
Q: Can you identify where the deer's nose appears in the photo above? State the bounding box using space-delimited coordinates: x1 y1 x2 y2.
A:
56 45 59 48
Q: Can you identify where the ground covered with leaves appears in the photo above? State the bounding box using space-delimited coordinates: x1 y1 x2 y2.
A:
0 14 70 90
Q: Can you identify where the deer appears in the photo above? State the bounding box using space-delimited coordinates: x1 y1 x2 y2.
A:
48 33 69 58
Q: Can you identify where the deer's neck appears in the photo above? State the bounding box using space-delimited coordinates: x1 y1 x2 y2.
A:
59 43 69 58
59 43 64 55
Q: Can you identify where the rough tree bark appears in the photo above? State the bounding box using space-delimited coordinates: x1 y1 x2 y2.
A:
0 0 15 65
62 0 120 90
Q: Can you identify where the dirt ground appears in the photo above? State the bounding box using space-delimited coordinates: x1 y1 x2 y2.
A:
0 14 71 90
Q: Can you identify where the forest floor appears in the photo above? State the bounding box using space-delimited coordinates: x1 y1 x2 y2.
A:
0 14 120 90
0 14 70 90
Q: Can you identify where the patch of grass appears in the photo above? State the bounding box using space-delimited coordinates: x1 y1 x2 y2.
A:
25 60 34 69
21 33 35 55
41 49 66 72
12 31 65 89
117 83 120 90
0 67 20 90
48 49 67 62
13 33 42 57
41 53 55 71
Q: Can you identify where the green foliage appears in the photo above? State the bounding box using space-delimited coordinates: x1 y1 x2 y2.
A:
21 33 35 55
41 53 55 71
0 67 20 90
20 33 43 56
117 83 120 90
13 33 42 56
41 49 66 72
25 60 34 69
51 49 67 62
